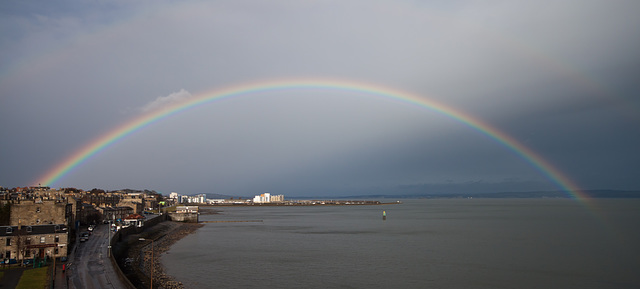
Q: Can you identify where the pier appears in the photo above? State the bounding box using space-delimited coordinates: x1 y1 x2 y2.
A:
201 220 264 223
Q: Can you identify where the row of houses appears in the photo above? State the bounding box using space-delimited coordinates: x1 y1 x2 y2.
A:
1 224 68 263
0 186 163 264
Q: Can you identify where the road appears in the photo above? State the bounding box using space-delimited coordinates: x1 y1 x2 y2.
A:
67 224 130 289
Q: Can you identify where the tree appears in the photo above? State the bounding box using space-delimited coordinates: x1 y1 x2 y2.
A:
0 202 10 226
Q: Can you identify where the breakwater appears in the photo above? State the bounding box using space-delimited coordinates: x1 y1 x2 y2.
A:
210 200 402 206
202 220 263 223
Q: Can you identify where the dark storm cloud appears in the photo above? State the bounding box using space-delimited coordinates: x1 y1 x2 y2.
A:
1 1 639 196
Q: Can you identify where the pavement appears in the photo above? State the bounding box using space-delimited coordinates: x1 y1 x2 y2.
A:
53 261 69 289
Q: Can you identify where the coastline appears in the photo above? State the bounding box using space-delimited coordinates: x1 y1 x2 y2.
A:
130 221 203 289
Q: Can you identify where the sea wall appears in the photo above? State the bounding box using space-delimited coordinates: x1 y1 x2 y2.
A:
168 212 199 223
110 214 169 289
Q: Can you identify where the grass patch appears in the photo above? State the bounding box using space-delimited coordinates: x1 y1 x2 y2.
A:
16 266 49 289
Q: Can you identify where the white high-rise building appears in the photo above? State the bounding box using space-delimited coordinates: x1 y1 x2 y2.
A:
253 193 271 203
253 193 284 203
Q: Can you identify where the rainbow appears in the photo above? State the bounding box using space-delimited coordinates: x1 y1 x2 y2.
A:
37 78 588 201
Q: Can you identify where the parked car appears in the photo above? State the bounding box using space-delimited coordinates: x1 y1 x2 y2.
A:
1 259 17 264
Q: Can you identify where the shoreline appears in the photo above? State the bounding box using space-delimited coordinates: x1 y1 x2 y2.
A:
130 221 203 289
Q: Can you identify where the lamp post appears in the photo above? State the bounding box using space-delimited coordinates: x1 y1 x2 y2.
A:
138 238 154 289
107 221 112 257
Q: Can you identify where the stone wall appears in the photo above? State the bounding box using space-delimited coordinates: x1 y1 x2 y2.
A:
167 212 199 223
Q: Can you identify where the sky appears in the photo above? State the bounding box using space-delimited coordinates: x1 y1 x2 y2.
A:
1 0 639 197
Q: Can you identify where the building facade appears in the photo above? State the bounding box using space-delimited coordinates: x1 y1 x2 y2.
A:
9 200 72 227
253 193 285 203
1 224 69 263
97 206 134 222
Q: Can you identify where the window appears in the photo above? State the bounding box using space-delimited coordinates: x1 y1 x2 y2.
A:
55 236 59 243
40 236 46 243
26 226 32 233
5 238 10 246
5 227 12 233
26 237 31 245
36 207 40 213
54 248 59 255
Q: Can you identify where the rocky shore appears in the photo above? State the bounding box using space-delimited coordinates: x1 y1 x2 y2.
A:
128 221 203 289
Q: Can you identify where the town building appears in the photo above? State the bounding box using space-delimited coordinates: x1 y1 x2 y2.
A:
123 214 146 228
77 203 101 225
97 206 134 222
1 224 69 263
168 206 199 223
253 193 270 203
253 193 285 203
9 200 73 228
118 195 144 214
180 194 207 204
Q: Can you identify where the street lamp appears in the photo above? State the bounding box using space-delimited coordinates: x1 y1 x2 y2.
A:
107 221 112 257
138 238 154 289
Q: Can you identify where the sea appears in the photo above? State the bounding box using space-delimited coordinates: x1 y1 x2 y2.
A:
161 198 640 289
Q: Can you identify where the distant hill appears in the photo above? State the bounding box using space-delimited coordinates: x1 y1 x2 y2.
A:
453 190 640 199
300 190 640 200
203 193 246 199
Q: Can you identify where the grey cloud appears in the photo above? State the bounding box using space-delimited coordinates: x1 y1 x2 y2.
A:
1 1 639 195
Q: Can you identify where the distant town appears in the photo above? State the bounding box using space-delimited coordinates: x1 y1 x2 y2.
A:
0 185 392 266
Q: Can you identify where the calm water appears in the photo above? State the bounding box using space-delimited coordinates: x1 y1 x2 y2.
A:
162 199 640 289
